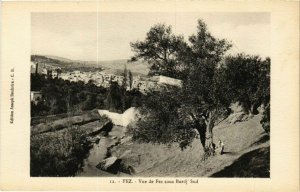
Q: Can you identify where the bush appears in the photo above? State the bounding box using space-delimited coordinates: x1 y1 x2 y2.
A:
260 103 270 135
30 126 92 176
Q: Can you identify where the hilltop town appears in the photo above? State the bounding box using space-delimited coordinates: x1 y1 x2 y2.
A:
30 56 182 104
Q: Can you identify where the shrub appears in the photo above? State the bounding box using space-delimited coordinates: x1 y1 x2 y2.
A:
30 126 92 176
260 103 270 135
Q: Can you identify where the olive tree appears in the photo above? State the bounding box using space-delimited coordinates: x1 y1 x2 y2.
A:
218 54 270 115
129 20 232 157
130 23 189 79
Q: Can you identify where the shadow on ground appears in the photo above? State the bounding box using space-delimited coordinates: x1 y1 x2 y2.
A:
250 134 270 147
210 147 270 178
221 151 238 155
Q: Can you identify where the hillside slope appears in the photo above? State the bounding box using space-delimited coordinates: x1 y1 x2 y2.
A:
111 114 269 177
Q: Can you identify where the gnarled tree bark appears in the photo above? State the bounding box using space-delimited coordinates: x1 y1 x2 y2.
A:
194 110 217 158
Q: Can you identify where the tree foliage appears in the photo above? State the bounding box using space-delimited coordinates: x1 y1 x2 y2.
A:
31 74 144 116
130 86 196 149
130 20 232 152
217 54 270 114
260 103 270 135
130 23 188 79
188 20 232 64
129 19 270 154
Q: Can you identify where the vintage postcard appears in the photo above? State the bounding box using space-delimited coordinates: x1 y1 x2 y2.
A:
0 1 299 191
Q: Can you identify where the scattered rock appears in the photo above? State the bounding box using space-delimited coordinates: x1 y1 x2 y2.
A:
227 112 247 124
241 114 249 121
120 136 132 144
125 142 133 146
120 164 135 175
119 150 132 158
88 137 100 144
96 156 135 175
97 156 118 170
100 131 108 137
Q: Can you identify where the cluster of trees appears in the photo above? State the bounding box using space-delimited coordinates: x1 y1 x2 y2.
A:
31 74 143 117
129 20 270 156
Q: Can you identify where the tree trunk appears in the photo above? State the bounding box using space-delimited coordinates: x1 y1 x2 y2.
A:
204 116 215 156
247 104 256 118
195 111 216 158
196 121 206 148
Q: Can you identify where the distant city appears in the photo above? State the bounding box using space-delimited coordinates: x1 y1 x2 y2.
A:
30 58 182 104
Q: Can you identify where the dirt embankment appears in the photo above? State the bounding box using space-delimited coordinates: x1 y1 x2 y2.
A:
211 146 270 177
30 110 113 177
31 109 111 135
108 114 270 177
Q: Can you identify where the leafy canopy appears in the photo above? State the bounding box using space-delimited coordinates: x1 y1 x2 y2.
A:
130 19 270 149
130 20 232 149
217 54 270 113
130 23 188 79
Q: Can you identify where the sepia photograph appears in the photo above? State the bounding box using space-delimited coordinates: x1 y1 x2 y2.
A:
29 12 271 177
1 0 299 191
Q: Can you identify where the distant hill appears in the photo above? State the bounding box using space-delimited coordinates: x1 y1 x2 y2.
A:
97 59 149 75
44 55 74 63
31 55 103 72
31 55 149 75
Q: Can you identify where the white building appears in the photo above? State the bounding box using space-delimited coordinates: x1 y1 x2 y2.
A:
151 75 182 87
30 91 42 105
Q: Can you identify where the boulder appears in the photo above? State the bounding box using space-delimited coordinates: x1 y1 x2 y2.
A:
97 156 118 170
96 156 135 175
111 136 118 140
87 137 100 144
120 136 132 144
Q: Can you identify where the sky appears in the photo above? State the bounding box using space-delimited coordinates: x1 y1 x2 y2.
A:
31 12 270 61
